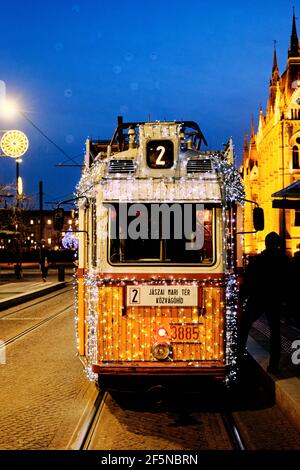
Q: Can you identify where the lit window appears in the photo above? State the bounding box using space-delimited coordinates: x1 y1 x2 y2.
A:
30 219 34 225
47 238 52 245
47 219 52 225
62 232 65 236
293 145 300 169
295 211 300 226
68 219 72 224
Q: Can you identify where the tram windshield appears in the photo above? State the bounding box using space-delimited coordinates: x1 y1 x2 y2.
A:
108 203 216 265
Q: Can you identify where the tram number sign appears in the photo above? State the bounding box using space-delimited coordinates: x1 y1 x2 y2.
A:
126 285 198 307
169 324 200 342
128 287 141 305
146 140 174 169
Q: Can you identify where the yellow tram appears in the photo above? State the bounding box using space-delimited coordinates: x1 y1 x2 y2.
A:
76 119 245 384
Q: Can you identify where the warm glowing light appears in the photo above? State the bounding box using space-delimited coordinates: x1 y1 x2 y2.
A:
76 121 242 383
158 327 167 337
1 130 29 158
0 98 18 119
17 176 23 196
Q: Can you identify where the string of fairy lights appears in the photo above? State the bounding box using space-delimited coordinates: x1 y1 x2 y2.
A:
75 125 244 384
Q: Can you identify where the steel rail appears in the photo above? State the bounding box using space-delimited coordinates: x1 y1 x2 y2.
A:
0 286 73 319
67 390 108 450
221 411 247 450
3 303 73 347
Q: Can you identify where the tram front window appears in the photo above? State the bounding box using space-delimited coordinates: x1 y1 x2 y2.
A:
108 203 215 265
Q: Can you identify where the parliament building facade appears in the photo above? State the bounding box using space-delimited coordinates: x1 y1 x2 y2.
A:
241 13 300 255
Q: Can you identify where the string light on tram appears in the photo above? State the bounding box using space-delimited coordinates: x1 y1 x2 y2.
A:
74 122 244 384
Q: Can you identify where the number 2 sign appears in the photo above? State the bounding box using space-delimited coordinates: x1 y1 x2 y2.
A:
127 287 141 305
146 140 174 169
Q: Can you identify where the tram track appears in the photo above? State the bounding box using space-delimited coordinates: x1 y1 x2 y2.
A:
0 285 73 320
221 412 247 450
78 391 108 450
2 301 73 347
69 387 248 451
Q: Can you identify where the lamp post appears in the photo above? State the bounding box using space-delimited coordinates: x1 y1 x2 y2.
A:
16 158 22 207
0 129 29 278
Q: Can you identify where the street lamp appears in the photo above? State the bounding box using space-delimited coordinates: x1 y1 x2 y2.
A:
0 128 29 278
0 129 28 206
0 98 19 120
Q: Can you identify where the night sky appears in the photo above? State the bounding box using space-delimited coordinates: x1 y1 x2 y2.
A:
0 0 296 206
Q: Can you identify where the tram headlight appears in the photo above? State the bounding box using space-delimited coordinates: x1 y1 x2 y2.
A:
157 327 167 338
151 342 171 361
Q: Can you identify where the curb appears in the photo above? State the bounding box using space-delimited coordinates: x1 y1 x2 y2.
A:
247 335 300 434
0 282 67 311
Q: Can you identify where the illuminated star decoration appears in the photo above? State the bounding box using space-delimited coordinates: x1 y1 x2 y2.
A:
62 227 79 249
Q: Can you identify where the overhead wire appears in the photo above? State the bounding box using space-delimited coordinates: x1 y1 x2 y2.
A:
20 110 80 165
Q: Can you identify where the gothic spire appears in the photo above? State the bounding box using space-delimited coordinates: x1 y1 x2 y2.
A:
244 133 249 154
271 41 279 85
288 7 300 57
273 42 278 72
251 117 255 139
249 118 258 168
243 133 249 166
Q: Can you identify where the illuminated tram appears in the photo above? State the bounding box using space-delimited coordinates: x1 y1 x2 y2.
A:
76 119 246 385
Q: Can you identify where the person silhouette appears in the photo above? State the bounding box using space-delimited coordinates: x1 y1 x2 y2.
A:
39 247 49 282
290 244 300 326
238 232 292 374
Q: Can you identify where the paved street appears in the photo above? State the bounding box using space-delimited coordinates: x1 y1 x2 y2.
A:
85 371 300 450
0 289 92 450
0 288 300 450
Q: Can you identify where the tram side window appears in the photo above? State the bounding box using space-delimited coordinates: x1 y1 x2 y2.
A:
108 203 215 265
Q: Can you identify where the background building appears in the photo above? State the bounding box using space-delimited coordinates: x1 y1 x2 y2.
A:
242 12 300 255
0 208 78 262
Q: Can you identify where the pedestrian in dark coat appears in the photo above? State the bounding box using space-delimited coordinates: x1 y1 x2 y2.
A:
290 244 300 327
39 248 49 282
238 232 292 374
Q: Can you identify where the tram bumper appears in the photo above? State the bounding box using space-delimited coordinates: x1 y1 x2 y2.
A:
92 362 226 380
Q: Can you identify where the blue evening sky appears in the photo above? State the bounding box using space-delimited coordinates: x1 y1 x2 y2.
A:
0 0 297 205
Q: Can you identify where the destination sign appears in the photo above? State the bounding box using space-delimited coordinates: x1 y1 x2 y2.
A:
126 285 198 307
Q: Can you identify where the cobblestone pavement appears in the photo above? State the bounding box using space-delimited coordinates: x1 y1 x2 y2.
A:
231 360 300 450
1 288 300 450
0 288 73 341
234 405 300 450
0 290 92 450
88 390 233 450
88 361 300 450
